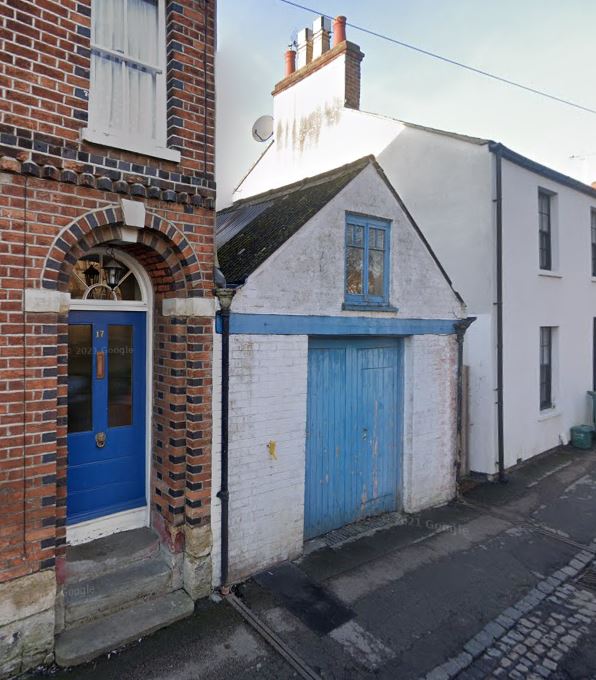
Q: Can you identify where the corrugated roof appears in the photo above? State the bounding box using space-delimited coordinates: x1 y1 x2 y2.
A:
217 156 373 284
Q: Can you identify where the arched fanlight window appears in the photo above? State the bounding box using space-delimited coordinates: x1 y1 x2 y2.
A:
69 251 142 301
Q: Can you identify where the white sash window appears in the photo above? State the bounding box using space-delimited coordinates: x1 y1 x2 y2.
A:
83 0 180 162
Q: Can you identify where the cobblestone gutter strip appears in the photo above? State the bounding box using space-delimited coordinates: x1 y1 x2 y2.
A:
423 541 596 680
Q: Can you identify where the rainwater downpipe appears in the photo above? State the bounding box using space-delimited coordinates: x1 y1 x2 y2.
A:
215 286 235 592
495 148 506 483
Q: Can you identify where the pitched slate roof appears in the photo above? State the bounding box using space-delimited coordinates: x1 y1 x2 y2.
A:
377 113 596 199
217 156 372 284
217 155 464 305
403 118 596 199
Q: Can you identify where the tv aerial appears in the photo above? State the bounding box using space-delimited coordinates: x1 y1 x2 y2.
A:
252 115 274 143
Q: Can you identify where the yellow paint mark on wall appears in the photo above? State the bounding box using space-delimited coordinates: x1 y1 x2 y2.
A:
267 440 277 460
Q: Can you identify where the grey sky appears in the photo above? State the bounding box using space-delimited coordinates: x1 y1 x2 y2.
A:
216 0 596 208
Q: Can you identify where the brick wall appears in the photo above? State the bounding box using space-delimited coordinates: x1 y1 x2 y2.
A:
210 163 465 583
0 173 215 584
343 42 362 110
402 334 459 513
211 333 308 584
272 40 364 111
0 0 216 586
211 331 459 583
0 0 216 196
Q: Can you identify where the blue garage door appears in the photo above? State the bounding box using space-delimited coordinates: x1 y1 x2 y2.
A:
305 337 402 539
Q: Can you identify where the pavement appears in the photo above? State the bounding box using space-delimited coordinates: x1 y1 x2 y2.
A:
31 445 596 680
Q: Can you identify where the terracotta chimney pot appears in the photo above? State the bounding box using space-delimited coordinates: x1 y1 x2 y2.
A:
285 48 296 77
333 16 347 46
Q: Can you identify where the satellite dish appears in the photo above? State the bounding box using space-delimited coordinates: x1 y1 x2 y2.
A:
252 115 274 143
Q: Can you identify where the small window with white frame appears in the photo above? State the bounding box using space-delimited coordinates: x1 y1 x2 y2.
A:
84 0 178 161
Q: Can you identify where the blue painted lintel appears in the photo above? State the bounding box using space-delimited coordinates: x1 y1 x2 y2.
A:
215 312 461 336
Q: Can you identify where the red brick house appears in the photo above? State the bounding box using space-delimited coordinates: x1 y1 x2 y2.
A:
0 0 216 674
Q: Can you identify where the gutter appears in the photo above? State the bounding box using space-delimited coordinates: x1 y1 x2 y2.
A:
494 149 506 483
489 141 596 201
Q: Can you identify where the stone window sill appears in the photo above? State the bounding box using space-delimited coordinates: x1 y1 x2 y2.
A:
342 302 398 313
538 270 562 279
538 407 561 421
81 128 181 163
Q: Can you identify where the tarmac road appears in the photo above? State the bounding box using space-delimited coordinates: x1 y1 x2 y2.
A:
35 445 596 680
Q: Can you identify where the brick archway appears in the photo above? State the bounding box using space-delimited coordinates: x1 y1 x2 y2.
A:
41 205 204 296
46 204 213 576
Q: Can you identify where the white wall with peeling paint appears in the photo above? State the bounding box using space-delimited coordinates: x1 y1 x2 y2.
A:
226 30 596 495
234 106 402 204
235 164 463 320
211 165 464 584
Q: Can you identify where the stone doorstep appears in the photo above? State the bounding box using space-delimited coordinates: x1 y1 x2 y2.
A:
54 590 195 668
64 526 161 584
63 556 173 628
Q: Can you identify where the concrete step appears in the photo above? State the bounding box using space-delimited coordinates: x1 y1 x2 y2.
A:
55 590 194 667
64 557 172 627
65 526 160 583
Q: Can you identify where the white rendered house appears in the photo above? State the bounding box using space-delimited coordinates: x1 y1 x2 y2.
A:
232 15 596 478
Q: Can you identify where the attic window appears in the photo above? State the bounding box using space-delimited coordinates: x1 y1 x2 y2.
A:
344 214 391 309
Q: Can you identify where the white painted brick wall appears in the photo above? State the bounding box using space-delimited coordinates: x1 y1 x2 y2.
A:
212 331 459 583
211 333 308 585
211 163 465 584
402 334 459 512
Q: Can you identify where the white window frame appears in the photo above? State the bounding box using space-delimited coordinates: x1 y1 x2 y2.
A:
82 0 180 163
537 187 559 275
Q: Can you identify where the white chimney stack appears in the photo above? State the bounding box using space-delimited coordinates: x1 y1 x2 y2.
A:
296 27 313 69
312 16 331 59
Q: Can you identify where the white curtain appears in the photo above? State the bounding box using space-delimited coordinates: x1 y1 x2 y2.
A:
90 0 158 140
127 0 158 139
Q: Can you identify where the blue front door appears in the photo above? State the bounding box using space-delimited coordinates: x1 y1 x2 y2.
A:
305 337 402 539
67 310 147 525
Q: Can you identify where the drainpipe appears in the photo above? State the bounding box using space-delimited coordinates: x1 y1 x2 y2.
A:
214 286 236 593
455 317 476 489
494 148 507 483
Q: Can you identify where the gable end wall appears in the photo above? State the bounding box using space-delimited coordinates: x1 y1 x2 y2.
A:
210 165 463 582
